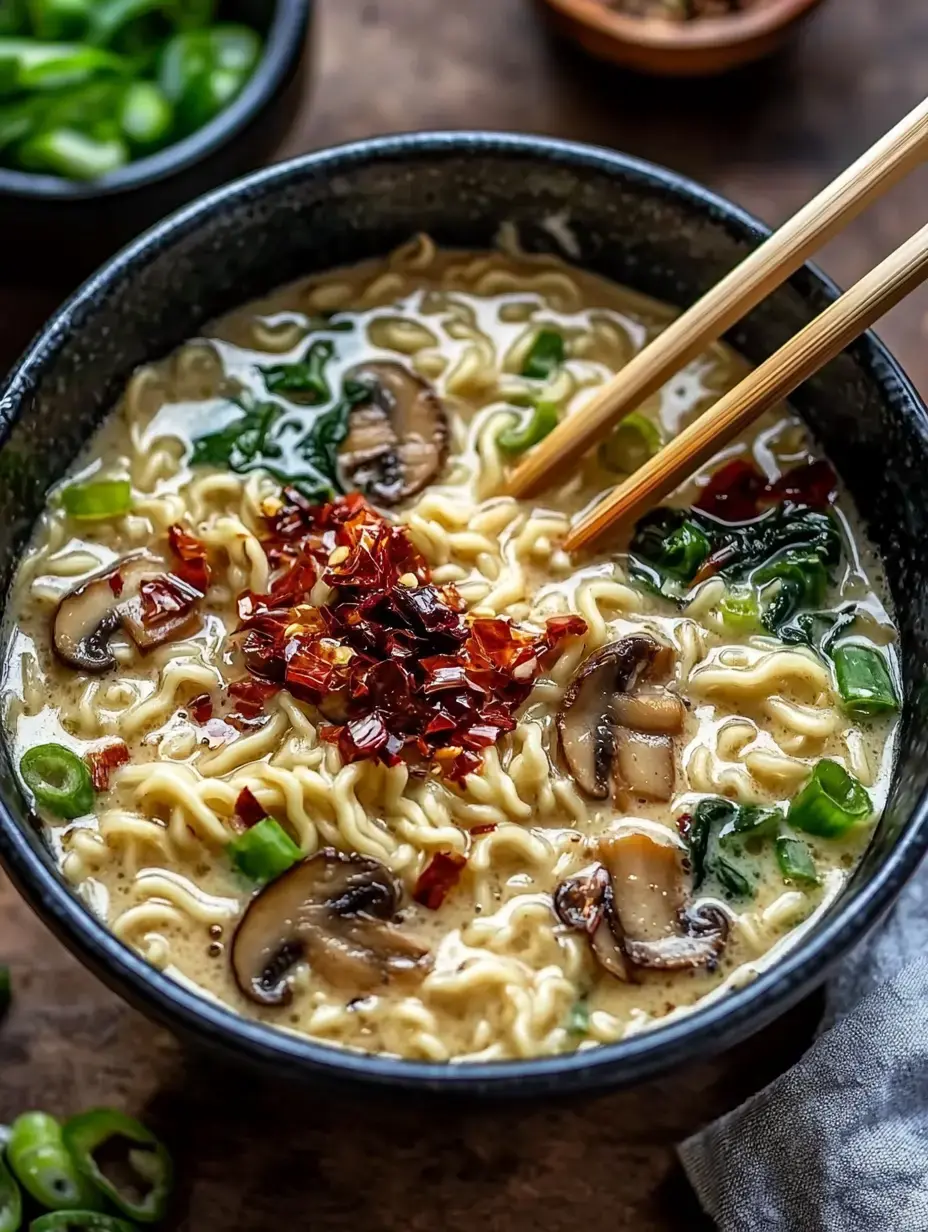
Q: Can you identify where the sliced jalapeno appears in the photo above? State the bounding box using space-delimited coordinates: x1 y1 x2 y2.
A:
8 1111 101 1212
62 1111 171 1224
0 1154 22 1232
30 1214 139 1231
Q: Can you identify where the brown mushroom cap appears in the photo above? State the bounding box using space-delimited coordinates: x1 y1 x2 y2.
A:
231 848 430 1006
599 831 729 971
338 361 449 505
53 555 201 673
552 831 730 980
556 635 684 802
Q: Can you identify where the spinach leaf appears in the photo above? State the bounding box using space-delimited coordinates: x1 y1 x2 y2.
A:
190 397 282 470
688 797 736 889
689 797 767 900
261 338 334 403
778 604 858 656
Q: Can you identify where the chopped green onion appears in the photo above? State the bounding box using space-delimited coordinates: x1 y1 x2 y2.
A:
118 80 172 152
0 1155 22 1232
788 759 871 838
60 478 131 520
775 835 820 886
833 643 899 717
228 817 301 883
20 744 94 819
719 588 760 632
8 1111 101 1212
565 1000 589 1037
30 1213 139 1230
496 401 558 456
62 1109 172 1224
598 411 661 474
520 329 565 380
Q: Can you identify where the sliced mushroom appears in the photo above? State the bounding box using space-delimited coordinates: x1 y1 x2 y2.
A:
554 865 629 982
231 848 430 1006
53 556 201 673
338 361 449 504
599 831 729 971
556 635 684 802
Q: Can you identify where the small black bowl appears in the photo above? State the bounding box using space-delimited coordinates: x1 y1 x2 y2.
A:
0 0 312 287
1 132 927 1097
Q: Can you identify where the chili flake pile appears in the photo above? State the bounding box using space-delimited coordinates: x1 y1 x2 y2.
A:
233 490 586 781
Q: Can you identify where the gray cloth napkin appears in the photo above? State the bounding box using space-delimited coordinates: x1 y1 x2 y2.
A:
678 856 928 1231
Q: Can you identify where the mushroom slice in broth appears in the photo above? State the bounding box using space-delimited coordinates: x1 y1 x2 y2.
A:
338 361 449 504
557 635 683 802
599 832 729 971
53 555 201 672
232 848 430 1006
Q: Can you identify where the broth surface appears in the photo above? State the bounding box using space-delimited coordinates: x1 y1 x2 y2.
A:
2 238 898 1061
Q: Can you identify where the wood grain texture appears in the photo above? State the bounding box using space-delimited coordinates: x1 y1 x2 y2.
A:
1 1 927 1227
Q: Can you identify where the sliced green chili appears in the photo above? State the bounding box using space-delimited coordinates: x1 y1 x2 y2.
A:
0 1155 22 1232
30 1214 139 1231
20 744 94 819
775 835 820 887
788 759 872 838
118 80 171 152
62 1110 171 1225
260 339 334 402
228 817 301 883
496 401 558 456
16 127 127 178
833 643 899 717
598 411 661 475
520 329 565 380
8 1112 101 1212
719 589 760 632
60 478 131 520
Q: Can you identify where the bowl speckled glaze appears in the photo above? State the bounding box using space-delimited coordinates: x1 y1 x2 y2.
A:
0 132 926 1097
0 0 312 287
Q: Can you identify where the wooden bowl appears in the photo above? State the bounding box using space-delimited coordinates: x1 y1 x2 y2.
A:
535 0 827 76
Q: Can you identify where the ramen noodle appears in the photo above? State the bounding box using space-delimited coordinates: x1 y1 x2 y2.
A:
1 236 899 1062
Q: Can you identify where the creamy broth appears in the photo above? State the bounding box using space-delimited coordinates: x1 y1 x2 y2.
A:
2 237 898 1061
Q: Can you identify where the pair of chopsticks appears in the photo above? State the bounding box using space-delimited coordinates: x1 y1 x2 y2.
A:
507 96 928 554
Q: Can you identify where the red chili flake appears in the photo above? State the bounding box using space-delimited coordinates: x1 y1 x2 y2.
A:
139 573 202 626
85 741 130 792
413 851 468 910
108 571 124 598
188 692 213 724
469 823 497 836
168 524 210 593
676 812 693 840
235 786 265 829
233 494 588 782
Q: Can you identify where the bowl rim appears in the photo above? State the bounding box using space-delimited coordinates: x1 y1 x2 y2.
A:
0 0 311 202
2 129 927 1094
539 0 824 51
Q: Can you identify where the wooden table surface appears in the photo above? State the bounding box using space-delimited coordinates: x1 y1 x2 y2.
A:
2 2 927 1228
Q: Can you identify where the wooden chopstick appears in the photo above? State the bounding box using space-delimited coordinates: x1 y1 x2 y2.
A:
562 219 928 553
507 95 928 500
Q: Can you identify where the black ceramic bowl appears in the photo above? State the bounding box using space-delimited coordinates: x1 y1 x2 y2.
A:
0 0 312 287
1 132 927 1097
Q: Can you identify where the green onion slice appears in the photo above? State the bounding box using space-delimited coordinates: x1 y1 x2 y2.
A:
520 329 565 380
228 817 301 883
60 478 131 520
20 744 94 819
0 1155 22 1232
62 1109 172 1224
787 759 872 838
598 411 661 474
775 835 820 886
833 643 899 717
496 401 558 456
718 589 760 632
30 1209 141 1229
